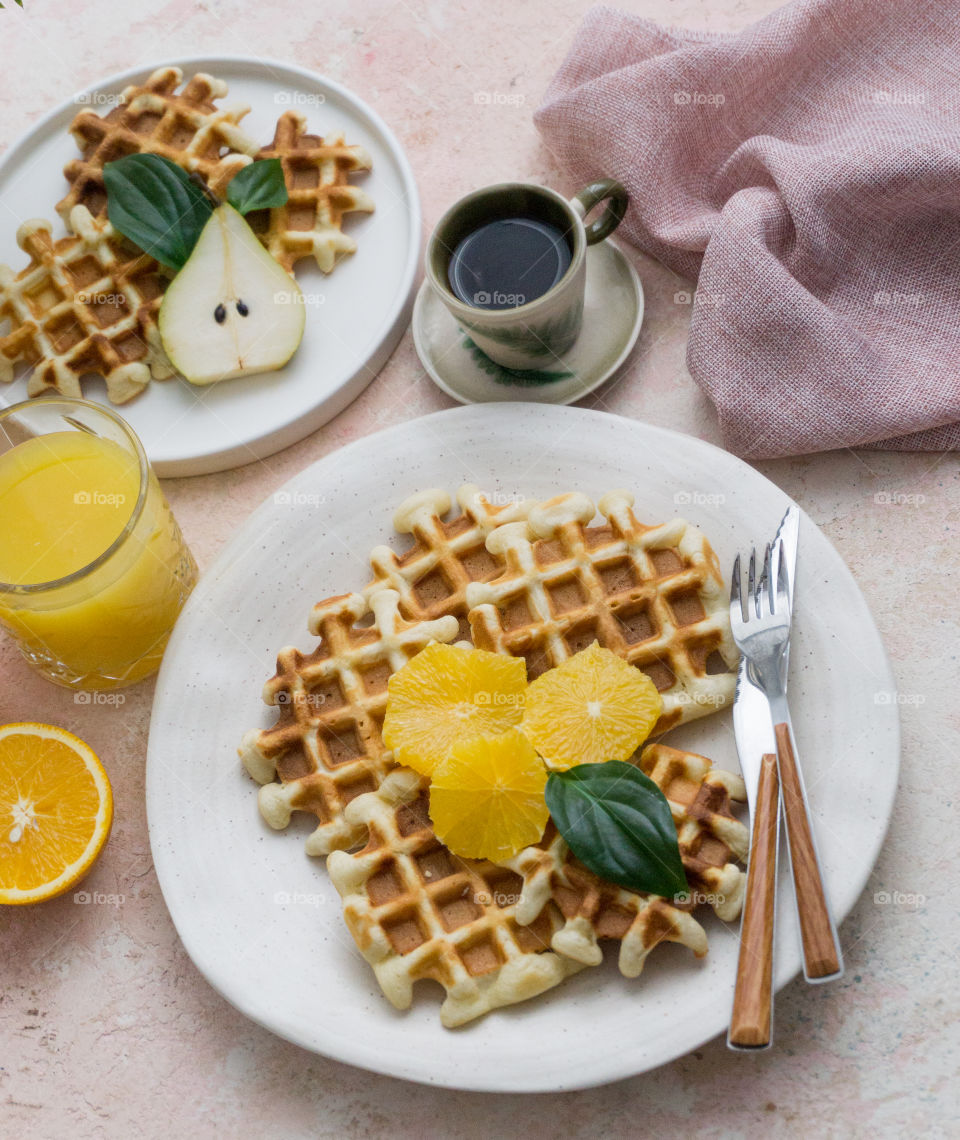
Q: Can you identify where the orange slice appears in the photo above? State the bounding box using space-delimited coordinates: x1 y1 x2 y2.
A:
382 642 526 776
0 722 113 905
429 728 549 861
522 642 662 770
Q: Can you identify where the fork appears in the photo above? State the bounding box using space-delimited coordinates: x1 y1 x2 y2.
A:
730 544 843 983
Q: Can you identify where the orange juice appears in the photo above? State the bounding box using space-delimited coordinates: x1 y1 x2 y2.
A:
0 426 197 689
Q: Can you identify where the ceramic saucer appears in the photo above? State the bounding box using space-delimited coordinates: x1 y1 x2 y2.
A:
413 239 644 404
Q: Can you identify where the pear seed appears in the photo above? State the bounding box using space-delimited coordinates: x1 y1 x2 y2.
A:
236 300 250 317
214 303 226 324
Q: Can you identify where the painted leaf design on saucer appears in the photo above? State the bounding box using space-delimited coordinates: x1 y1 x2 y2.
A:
462 338 573 386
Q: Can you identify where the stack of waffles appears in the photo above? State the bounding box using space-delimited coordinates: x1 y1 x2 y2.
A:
241 485 748 1027
0 67 374 403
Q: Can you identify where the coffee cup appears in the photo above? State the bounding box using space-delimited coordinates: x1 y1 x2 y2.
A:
425 179 628 371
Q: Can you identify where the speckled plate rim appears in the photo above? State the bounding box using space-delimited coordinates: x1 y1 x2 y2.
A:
0 56 420 476
146 404 899 1092
412 238 643 405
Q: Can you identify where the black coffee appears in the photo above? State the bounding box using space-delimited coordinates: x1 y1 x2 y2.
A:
448 217 572 310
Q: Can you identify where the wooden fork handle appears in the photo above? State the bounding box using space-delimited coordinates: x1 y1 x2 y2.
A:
775 722 843 980
729 752 779 1049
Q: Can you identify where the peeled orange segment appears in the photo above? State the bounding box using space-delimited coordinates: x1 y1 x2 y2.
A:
429 728 549 861
0 722 113 905
382 642 526 776
522 642 662 771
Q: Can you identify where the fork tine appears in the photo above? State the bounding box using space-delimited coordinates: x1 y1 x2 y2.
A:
761 542 773 614
729 553 743 625
747 548 757 618
775 541 790 614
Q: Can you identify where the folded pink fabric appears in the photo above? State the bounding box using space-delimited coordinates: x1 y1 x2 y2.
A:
536 0 960 458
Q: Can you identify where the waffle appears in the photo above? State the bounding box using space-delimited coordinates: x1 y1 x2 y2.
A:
0 206 172 403
502 823 709 976
327 767 584 1027
466 489 740 734
239 589 459 855
501 744 748 976
363 485 534 642
641 743 748 920
58 66 259 222
246 111 374 274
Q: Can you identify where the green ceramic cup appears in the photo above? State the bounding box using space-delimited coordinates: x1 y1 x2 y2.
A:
426 179 628 370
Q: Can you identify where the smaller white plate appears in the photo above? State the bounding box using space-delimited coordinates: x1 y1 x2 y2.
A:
0 57 420 476
413 239 643 404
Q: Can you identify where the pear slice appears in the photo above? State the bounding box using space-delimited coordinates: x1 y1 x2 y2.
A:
158 203 305 386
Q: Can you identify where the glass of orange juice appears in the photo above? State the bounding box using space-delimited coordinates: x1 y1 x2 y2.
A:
0 398 197 690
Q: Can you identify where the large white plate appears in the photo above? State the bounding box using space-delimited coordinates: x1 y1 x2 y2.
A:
146 405 899 1091
0 57 419 476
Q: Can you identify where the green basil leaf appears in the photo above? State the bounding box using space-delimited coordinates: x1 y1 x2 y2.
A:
226 158 288 215
103 154 213 271
546 761 689 900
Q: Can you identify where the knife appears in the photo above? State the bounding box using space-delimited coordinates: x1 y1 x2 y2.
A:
727 507 797 1050
763 513 844 986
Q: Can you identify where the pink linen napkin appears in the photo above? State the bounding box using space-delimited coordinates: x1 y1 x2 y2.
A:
536 0 960 458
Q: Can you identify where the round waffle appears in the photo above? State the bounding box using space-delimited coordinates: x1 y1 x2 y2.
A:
246 110 375 274
57 66 258 222
0 206 172 403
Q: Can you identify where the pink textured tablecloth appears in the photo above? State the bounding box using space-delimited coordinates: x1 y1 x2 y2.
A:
536 0 960 458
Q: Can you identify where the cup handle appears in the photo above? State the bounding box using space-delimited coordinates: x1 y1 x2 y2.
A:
571 179 629 245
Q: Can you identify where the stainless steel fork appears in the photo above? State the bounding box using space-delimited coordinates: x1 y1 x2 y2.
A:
730 544 843 983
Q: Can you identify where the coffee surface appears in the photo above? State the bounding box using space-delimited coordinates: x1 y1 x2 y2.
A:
448 217 572 310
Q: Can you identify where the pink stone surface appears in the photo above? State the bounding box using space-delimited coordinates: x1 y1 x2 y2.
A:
0 1 956 1135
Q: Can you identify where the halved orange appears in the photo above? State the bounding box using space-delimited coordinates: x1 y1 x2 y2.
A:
429 728 549 861
382 642 526 776
522 642 662 770
0 722 113 905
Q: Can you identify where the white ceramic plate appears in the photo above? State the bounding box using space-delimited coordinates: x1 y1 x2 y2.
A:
146 405 899 1091
0 57 419 476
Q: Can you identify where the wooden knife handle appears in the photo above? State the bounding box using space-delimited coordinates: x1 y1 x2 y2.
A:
775 722 843 980
729 752 779 1049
